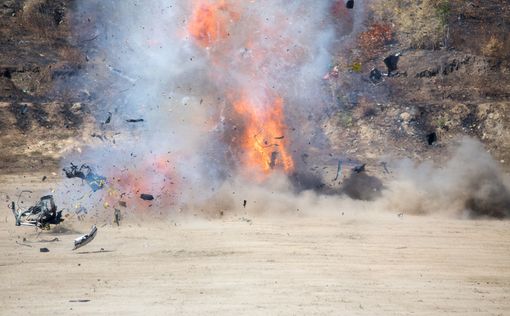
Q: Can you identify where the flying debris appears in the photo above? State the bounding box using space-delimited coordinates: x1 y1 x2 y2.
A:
63 163 106 192
11 195 64 229
140 194 154 201
114 208 121 226
103 112 112 124
333 160 343 181
126 118 144 123
352 164 366 174
346 0 354 9
73 225 98 250
380 161 390 174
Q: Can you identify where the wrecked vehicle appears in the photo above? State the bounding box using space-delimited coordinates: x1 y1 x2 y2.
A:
11 195 64 229
63 163 107 192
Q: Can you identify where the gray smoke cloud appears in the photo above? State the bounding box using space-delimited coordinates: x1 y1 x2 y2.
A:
55 1 510 220
58 0 344 213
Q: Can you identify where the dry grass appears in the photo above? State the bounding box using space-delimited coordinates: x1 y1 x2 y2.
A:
21 0 69 40
482 35 506 58
370 0 450 49
357 24 394 59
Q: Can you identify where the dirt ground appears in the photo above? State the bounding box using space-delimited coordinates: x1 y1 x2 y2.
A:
1 175 509 316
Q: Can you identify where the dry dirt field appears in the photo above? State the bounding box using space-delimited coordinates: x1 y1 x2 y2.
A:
1 175 509 316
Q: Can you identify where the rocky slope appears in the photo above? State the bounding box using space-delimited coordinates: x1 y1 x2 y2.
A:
0 0 508 176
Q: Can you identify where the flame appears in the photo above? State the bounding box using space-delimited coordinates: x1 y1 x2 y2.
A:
233 95 294 174
188 0 238 48
188 0 295 178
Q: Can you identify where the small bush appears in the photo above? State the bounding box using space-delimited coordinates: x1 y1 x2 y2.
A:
482 36 505 58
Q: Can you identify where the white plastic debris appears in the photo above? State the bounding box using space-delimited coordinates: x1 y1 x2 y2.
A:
73 225 97 250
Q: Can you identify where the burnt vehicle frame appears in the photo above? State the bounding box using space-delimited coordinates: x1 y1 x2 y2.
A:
10 192 64 229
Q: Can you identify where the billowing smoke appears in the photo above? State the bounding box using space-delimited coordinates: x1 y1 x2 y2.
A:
58 0 343 214
55 1 509 220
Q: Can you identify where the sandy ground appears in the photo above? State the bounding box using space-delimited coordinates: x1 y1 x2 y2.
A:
1 175 510 315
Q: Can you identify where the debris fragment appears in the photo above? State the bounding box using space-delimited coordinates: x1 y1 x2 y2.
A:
63 163 106 192
91 133 106 141
384 53 400 76
15 241 32 248
119 201 127 207
333 160 343 181
40 247 49 252
352 164 366 174
73 225 98 250
323 65 339 80
369 68 383 84
114 208 121 226
380 161 390 174
239 217 252 224
126 118 144 123
243 200 247 208
69 300 91 303
104 112 112 124
427 132 437 145
346 0 354 9
11 195 63 229
40 237 60 243
140 194 154 201
42 176 47 182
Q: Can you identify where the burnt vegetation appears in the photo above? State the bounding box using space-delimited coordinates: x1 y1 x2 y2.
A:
0 0 508 217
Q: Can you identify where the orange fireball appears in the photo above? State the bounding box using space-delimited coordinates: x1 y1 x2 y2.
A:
188 0 239 48
232 95 294 174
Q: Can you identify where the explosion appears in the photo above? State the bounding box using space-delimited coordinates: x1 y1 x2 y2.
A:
188 0 296 176
64 0 335 212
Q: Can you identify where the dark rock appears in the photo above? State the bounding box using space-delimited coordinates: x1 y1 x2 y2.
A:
384 53 400 76
427 132 437 145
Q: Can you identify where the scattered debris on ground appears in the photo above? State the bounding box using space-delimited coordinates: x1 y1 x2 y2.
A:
15 241 32 247
239 217 252 225
39 247 50 253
